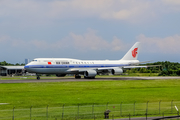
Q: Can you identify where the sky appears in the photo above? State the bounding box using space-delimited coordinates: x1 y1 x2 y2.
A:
0 0 180 64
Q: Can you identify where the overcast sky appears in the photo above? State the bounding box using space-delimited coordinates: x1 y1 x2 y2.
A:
0 0 180 64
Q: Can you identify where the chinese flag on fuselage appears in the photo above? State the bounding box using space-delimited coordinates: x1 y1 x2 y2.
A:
48 62 51 64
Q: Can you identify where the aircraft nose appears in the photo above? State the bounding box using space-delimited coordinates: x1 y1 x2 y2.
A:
24 65 29 69
24 63 31 69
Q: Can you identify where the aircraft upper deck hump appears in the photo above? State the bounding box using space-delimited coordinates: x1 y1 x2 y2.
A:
121 42 140 60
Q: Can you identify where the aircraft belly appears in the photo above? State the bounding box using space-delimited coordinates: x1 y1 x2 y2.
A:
27 68 69 74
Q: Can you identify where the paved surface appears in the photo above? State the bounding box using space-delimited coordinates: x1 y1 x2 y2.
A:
0 76 180 83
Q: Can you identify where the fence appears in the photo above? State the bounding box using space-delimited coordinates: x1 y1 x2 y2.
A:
0 101 180 120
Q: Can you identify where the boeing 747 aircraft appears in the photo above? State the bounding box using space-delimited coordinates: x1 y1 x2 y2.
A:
25 42 147 80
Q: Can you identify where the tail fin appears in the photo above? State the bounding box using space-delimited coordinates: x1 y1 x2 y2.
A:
121 42 140 60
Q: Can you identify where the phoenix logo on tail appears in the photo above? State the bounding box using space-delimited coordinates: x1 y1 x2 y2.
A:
132 48 138 58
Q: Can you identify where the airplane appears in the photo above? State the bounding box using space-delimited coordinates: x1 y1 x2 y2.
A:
24 42 148 80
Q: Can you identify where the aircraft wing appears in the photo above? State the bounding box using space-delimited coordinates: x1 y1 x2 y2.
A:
123 66 148 69
128 60 153 65
123 65 161 69
67 68 96 72
67 63 160 72
137 60 153 64
67 67 121 74
97 67 120 70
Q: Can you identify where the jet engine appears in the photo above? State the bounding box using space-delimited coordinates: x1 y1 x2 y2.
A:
84 70 97 77
111 68 123 75
56 74 66 77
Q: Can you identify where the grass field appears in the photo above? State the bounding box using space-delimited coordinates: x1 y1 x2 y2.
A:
1 79 180 108
0 78 180 119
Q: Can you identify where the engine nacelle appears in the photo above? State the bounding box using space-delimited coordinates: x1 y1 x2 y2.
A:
56 74 66 77
84 70 97 77
111 68 123 75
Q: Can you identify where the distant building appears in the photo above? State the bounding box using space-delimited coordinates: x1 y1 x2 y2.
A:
0 66 25 76
25 59 29 65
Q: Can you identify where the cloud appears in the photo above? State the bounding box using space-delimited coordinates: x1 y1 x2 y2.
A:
0 29 126 51
0 36 10 43
69 29 109 50
137 34 180 53
161 0 180 12
162 0 180 5
69 29 126 51
41 0 159 23
100 1 152 22
0 0 180 26
0 35 30 49
2 31 180 55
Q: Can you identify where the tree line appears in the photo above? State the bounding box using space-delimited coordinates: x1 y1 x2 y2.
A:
0 61 25 66
125 61 180 76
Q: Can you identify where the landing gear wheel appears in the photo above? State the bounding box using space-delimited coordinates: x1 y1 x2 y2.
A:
37 76 40 80
84 76 95 79
75 75 81 79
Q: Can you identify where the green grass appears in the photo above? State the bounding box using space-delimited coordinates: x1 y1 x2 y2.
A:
0 79 180 108
0 79 180 119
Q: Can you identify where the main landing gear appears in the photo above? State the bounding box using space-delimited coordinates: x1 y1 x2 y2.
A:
75 75 81 79
74 75 96 79
36 75 40 80
84 76 95 79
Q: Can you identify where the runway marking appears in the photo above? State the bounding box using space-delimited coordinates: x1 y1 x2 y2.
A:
0 103 9 105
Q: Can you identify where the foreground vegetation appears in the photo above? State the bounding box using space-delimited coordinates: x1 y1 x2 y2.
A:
0 79 180 119
0 79 180 109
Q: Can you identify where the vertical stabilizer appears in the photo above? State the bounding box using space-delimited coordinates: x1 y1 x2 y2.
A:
121 42 140 60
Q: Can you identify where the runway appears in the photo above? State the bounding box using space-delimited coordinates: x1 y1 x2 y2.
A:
0 76 180 83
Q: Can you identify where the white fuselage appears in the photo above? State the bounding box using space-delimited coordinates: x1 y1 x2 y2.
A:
25 58 139 74
24 42 142 79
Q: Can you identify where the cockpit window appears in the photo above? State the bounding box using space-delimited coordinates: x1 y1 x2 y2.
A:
32 60 37 62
